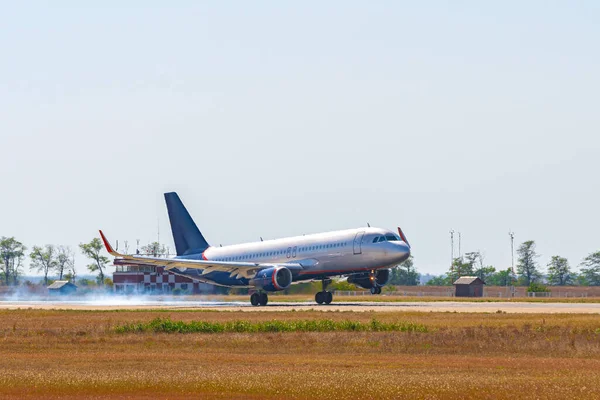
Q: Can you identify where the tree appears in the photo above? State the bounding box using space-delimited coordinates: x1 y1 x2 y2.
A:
141 242 167 257
77 278 96 287
80 238 110 285
55 246 74 281
527 282 550 293
389 256 419 285
426 275 452 286
486 268 514 286
0 237 26 286
63 252 77 283
464 252 481 271
516 240 541 286
580 251 600 286
574 273 589 286
449 257 474 281
546 256 573 286
474 266 496 282
30 245 57 286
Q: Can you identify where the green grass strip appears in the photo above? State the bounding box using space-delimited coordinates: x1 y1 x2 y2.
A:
114 318 428 334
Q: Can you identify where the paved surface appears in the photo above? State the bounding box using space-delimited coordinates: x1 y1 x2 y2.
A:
1 299 600 313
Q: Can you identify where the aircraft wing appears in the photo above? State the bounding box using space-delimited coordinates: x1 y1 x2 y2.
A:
99 230 302 279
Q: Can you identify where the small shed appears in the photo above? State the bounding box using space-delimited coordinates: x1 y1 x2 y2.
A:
48 281 77 295
453 276 485 297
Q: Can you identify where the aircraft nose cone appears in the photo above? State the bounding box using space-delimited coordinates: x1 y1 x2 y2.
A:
395 242 411 262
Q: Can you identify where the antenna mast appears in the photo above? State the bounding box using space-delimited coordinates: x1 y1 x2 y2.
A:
509 231 515 274
449 229 455 279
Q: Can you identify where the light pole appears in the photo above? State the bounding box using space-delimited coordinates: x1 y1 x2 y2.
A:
450 229 455 280
509 231 515 274
509 231 515 292
458 232 462 260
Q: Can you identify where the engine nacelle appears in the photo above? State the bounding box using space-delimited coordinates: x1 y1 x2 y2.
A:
250 266 293 292
347 269 391 289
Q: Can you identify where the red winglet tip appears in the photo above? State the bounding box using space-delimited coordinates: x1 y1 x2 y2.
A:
397 227 411 248
98 230 115 254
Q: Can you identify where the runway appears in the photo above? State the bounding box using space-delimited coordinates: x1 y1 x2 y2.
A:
1 299 600 313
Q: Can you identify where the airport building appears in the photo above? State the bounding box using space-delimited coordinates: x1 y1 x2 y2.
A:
112 261 203 294
453 276 486 297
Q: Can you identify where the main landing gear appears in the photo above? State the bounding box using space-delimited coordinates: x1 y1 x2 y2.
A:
370 286 382 295
315 278 333 305
250 292 268 306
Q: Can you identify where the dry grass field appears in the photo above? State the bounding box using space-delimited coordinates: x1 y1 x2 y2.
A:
1 309 600 399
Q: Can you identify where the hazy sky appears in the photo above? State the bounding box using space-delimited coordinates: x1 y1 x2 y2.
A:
1 1 598 276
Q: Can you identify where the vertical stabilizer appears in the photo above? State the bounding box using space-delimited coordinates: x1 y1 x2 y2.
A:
164 192 210 255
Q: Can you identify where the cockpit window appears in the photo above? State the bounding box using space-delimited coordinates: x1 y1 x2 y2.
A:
372 237 378 243
386 235 399 241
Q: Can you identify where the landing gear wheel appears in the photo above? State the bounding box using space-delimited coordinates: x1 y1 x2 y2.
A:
316 277 332 305
371 286 382 295
250 292 259 306
315 292 324 305
377 287 382 294
259 292 268 306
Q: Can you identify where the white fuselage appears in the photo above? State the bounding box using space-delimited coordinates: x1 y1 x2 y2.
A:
176 227 410 284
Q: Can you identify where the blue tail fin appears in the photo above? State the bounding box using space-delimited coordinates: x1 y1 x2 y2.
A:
164 192 210 256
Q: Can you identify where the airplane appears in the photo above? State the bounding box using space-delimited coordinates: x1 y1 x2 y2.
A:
99 192 411 306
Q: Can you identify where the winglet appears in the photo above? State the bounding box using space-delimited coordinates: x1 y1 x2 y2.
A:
397 227 411 248
99 230 121 256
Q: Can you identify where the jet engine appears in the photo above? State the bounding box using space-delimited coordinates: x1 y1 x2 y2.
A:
347 269 390 289
250 266 293 292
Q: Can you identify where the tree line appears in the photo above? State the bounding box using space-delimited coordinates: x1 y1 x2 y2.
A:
3 234 598 288
426 240 600 286
0 236 111 286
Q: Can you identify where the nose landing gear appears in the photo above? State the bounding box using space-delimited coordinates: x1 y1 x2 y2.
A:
315 278 333 305
370 286 382 295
